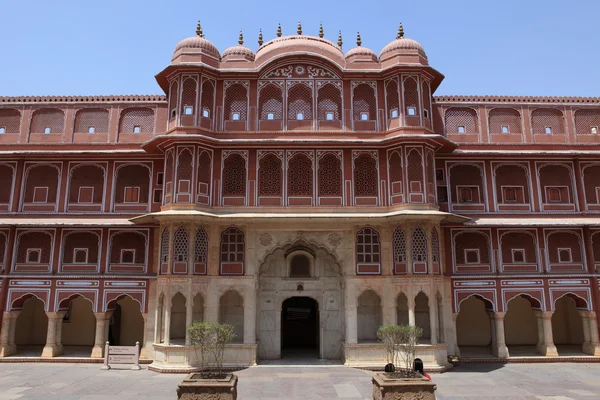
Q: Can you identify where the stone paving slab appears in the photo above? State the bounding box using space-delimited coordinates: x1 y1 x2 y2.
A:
0 363 599 399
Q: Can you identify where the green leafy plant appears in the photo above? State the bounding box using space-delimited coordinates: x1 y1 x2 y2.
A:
377 324 423 378
187 321 237 379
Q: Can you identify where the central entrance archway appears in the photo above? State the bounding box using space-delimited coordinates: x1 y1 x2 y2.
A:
281 297 319 358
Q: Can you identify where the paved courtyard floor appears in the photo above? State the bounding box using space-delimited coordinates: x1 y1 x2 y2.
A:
0 362 599 399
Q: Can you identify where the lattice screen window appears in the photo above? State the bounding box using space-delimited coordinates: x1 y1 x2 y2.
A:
258 154 282 196
354 153 378 196
176 150 193 192
290 255 311 277
318 153 342 196
220 227 244 262
200 80 215 119
222 153 246 196
421 80 431 119
30 109 64 134
288 154 313 196
0 166 10 203
353 84 376 121
403 77 420 115
388 151 403 193
173 226 188 263
317 84 341 121
386 79 400 118
412 226 427 263
164 151 174 200
288 84 313 120
224 84 248 121
0 109 21 134
393 227 406 263
445 107 478 134
455 232 490 264
259 84 283 120
407 149 423 188
118 108 154 133
181 77 198 117
356 227 381 263
489 108 521 134
197 151 212 191
574 109 600 135
169 80 179 120
74 109 109 134
160 229 169 264
531 108 564 135
432 228 440 263
426 151 435 188
194 227 208 264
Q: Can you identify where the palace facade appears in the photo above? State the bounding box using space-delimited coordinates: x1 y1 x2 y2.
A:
0 22 599 371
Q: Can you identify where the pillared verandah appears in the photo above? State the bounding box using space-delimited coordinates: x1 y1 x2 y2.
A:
0 21 599 370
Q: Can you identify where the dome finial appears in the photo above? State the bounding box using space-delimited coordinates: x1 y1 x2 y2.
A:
238 30 244 45
319 22 324 38
196 21 204 38
258 28 263 46
396 23 404 39
356 32 362 46
277 23 282 37
337 30 343 48
297 21 302 35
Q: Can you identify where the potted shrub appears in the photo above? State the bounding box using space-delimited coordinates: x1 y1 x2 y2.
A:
372 325 437 400
176 321 238 400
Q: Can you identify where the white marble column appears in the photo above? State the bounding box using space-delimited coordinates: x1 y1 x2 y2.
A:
243 288 257 344
91 312 111 358
489 312 509 358
0 311 19 357
408 297 416 327
382 283 395 326
429 298 438 345
163 304 171 346
205 284 219 322
581 311 600 356
42 312 64 358
344 285 358 344
185 286 194 346
535 311 558 356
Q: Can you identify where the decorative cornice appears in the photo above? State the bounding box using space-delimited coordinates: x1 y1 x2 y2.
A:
434 95 600 105
0 95 166 104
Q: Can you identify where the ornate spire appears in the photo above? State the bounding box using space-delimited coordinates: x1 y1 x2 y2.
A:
238 30 244 45
277 23 282 37
258 28 263 46
337 30 343 48
319 23 324 38
297 21 302 35
196 21 204 38
396 23 404 39
356 32 362 46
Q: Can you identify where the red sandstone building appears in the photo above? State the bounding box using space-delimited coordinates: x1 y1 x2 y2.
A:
0 22 599 370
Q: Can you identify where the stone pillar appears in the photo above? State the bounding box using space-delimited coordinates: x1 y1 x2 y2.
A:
344 285 358 344
489 312 509 358
408 297 416 327
167 224 175 275
188 224 196 276
581 311 600 356
140 313 150 359
450 312 460 356
163 304 171 346
185 291 193 346
429 298 438 345
42 312 64 358
243 288 257 344
91 312 112 358
0 311 19 357
205 284 219 322
535 311 558 356
382 282 395 326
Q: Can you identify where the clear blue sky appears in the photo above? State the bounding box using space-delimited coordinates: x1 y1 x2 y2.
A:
1 0 598 97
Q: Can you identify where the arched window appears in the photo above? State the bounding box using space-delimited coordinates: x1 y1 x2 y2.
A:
574 109 600 135
220 227 244 275
407 149 424 202
290 254 311 277
317 83 341 121
193 227 208 274
176 149 193 203
172 226 188 274
318 153 342 197
197 151 212 204
68 164 104 205
393 227 407 274
354 153 378 197
531 108 564 135
412 226 428 273
385 79 400 122
224 83 248 121
489 108 521 135
164 150 175 204
421 80 432 126
259 83 283 120
353 83 376 122
403 77 420 125
0 109 21 134
114 164 150 207
30 109 64 134
74 109 109 134
288 83 313 121
288 153 313 197
445 107 478 134
222 153 246 197
118 108 154 134
356 227 381 274
432 227 440 273
160 228 169 274
168 80 179 121
258 153 282 197
180 77 198 120
200 79 215 124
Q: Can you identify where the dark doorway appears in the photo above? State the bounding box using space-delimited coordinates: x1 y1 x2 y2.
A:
108 303 122 345
281 297 319 358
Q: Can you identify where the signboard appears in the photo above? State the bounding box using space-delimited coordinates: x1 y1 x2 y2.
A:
101 341 141 370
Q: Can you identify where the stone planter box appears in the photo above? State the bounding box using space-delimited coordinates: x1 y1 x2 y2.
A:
176 373 238 400
372 372 436 400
